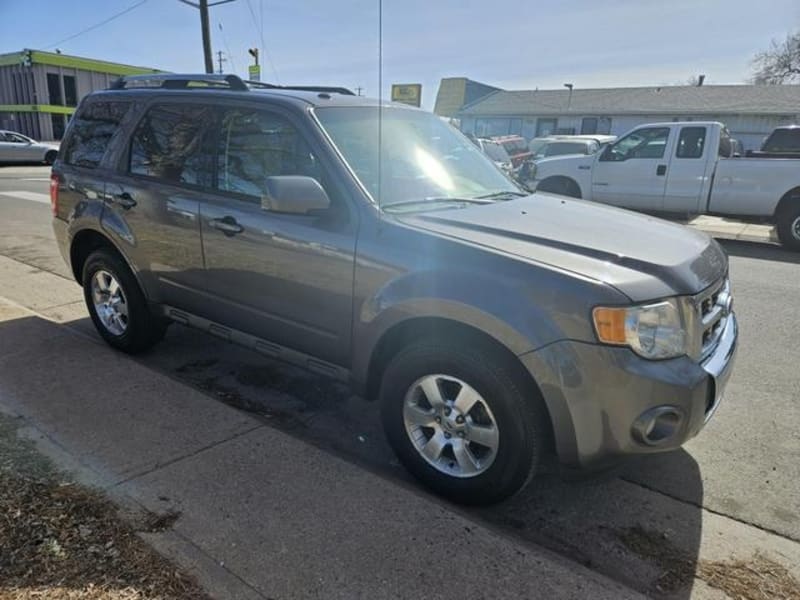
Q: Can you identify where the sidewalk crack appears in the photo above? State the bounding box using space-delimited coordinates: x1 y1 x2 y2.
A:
112 424 265 487
621 476 800 544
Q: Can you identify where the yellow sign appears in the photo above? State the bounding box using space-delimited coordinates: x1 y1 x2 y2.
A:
391 84 422 107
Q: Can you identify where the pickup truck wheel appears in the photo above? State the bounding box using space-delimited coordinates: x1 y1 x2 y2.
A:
776 204 800 251
82 249 167 354
380 340 546 505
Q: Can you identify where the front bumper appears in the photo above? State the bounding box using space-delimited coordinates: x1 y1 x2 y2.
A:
520 312 738 468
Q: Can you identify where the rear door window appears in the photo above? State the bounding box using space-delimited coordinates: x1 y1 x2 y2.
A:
675 126 706 158
62 101 130 168
129 103 216 187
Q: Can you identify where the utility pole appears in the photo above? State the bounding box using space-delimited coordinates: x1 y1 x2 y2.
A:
355 86 364 96
216 50 226 74
178 0 237 74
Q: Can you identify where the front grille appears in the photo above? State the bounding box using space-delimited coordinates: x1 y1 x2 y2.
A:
696 277 731 361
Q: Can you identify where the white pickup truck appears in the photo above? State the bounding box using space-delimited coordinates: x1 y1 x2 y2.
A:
528 121 800 249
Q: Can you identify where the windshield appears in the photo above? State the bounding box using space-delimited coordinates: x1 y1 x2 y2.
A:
482 141 510 162
315 107 519 207
762 129 800 152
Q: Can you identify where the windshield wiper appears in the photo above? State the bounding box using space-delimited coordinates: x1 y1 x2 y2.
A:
381 197 494 211
474 190 528 200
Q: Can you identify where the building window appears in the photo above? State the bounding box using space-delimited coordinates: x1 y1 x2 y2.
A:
535 118 557 137
509 118 522 135
584 117 612 134
581 117 598 135
47 73 62 106
50 114 66 140
63 75 77 106
475 118 511 137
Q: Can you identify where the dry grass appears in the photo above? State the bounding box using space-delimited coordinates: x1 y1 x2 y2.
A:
618 525 800 599
0 417 210 600
699 554 800 600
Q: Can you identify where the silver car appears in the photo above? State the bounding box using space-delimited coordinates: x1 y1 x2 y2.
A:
0 130 60 164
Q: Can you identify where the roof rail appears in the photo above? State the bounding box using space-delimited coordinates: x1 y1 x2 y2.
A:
109 74 249 91
244 80 355 96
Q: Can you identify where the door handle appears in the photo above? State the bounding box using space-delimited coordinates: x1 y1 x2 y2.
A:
209 216 244 236
656 164 667 176
110 191 137 209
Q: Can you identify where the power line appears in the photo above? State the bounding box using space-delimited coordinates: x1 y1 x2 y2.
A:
41 0 148 50
217 22 238 74
244 0 279 82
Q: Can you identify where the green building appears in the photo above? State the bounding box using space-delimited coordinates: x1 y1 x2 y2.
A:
0 49 161 141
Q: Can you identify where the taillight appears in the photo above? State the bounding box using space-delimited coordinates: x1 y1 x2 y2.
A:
50 173 60 217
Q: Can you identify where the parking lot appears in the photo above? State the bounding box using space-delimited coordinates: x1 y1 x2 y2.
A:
1 164 799 598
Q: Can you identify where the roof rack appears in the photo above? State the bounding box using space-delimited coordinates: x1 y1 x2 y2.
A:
108 74 355 96
244 80 355 96
109 74 249 91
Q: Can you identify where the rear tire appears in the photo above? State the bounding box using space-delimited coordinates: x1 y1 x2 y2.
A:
44 150 57 165
379 339 547 505
82 249 167 354
776 202 800 251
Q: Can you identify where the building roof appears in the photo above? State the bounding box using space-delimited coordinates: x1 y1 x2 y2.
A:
458 84 800 116
0 49 161 76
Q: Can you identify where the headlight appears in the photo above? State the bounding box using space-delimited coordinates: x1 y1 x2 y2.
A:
592 299 688 360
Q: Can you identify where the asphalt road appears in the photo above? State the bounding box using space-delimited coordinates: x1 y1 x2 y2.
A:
2 165 798 597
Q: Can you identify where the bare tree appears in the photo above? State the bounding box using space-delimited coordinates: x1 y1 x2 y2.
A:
752 31 800 84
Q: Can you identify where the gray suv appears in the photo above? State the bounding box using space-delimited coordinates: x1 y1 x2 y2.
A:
51 74 738 504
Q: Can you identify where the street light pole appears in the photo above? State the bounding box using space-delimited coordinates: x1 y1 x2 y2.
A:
178 0 237 74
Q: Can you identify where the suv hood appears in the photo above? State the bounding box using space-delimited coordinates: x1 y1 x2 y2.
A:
399 193 727 301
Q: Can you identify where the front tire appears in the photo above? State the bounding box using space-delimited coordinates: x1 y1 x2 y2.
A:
82 249 167 353
380 339 547 505
44 150 58 165
776 202 800 251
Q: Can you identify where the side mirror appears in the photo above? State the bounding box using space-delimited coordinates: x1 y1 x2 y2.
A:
261 176 330 215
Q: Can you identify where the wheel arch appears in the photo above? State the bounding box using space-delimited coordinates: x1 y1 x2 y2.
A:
537 175 583 199
362 316 555 451
69 229 144 295
774 186 800 218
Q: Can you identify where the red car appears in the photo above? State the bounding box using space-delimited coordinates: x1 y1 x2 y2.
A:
490 135 532 167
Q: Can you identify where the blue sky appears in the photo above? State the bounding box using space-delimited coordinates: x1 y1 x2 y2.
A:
1 0 798 108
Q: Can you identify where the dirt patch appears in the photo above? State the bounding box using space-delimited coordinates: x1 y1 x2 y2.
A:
618 525 800 598
0 415 210 600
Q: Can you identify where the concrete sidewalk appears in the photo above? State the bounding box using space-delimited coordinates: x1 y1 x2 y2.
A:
0 276 639 597
685 215 777 245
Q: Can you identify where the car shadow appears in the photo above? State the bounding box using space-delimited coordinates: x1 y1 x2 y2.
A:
471 450 703 598
3 311 706 598
717 239 800 264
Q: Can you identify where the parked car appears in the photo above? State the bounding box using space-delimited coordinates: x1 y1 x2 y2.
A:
0 130 60 164
52 74 738 504
530 135 617 160
528 121 800 249
487 134 532 167
475 138 515 175
746 125 800 158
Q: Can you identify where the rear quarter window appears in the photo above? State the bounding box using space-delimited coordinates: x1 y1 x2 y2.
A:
62 101 130 168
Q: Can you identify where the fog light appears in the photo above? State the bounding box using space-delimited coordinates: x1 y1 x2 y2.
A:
632 406 684 446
